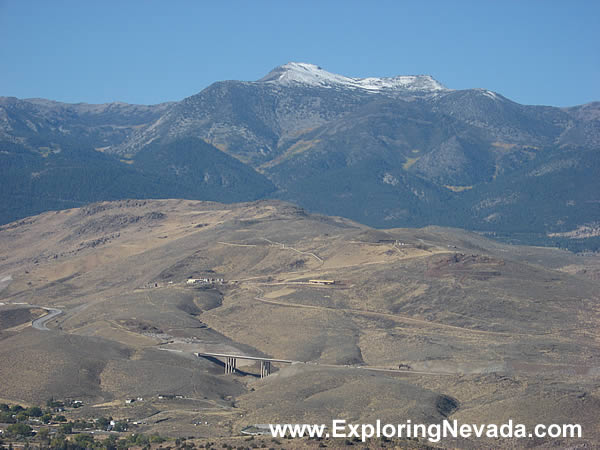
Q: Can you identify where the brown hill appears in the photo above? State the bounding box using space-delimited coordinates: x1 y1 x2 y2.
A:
1 199 599 446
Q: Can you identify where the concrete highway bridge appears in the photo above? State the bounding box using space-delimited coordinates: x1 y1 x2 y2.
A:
196 352 295 378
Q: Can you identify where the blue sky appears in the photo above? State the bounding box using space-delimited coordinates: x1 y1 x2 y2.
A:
1 1 598 106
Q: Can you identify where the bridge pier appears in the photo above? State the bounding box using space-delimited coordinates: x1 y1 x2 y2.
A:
260 360 271 378
225 356 237 374
197 352 292 378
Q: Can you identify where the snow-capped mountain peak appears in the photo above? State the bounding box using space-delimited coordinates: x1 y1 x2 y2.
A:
258 62 447 93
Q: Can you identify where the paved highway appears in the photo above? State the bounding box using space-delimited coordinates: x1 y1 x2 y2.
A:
196 351 454 377
31 307 63 331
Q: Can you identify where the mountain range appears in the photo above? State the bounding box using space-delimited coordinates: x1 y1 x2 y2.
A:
1 62 599 250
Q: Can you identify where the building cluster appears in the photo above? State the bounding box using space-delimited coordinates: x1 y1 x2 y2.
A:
308 279 335 285
186 278 225 285
157 394 184 400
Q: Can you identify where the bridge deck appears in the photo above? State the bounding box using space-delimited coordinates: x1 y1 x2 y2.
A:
196 352 295 364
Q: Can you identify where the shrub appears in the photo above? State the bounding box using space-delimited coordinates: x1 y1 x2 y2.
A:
150 434 166 443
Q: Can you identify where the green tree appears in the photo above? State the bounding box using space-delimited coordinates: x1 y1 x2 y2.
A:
41 413 52 424
97 416 110 430
59 421 73 434
46 398 64 409
15 412 28 422
136 434 150 446
102 434 118 450
37 427 50 442
113 420 128 432
26 406 43 417
73 419 90 429
116 438 130 450
50 433 67 450
0 411 16 423
74 433 95 447
10 405 24 413
6 422 33 438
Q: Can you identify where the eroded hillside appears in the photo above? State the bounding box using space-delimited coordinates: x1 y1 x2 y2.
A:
1 199 599 446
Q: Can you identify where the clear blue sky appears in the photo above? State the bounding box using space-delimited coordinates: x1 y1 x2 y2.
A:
1 1 598 107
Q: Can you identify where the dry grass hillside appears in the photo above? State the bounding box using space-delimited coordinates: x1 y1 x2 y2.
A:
1 199 599 447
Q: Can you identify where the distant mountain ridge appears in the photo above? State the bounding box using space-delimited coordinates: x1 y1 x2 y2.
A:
1 63 599 250
258 62 447 93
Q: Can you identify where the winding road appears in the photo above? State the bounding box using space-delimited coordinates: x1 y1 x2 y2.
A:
31 306 63 331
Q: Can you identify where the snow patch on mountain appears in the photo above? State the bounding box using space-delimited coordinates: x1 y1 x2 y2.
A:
481 89 500 101
382 173 400 186
259 62 448 93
